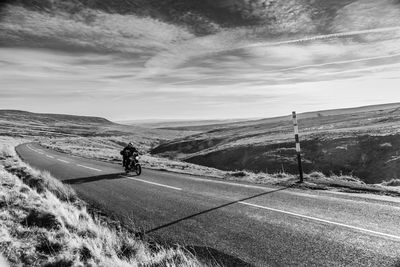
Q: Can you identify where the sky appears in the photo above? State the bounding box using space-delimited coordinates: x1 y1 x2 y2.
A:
1 0 400 121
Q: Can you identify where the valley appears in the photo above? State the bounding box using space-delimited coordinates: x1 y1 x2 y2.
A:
152 103 400 184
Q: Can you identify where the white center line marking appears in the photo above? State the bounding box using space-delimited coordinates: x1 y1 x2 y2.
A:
76 164 102 172
184 175 272 190
125 177 182 191
46 155 54 159
27 146 37 153
28 145 43 154
57 159 70 164
239 201 400 240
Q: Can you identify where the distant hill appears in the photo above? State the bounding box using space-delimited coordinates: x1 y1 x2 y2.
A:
0 110 114 125
152 103 400 184
0 110 195 141
160 103 400 132
119 118 257 129
0 110 134 138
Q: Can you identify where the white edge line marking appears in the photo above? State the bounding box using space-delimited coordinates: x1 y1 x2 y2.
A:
239 201 400 240
57 159 70 164
45 155 54 159
125 177 182 191
76 164 102 172
185 175 278 191
168 173 399 204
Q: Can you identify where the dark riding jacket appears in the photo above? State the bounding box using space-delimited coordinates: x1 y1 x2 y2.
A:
120 146 138 167
120 146 138 157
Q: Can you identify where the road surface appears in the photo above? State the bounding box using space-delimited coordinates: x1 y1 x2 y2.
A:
16 143 400 266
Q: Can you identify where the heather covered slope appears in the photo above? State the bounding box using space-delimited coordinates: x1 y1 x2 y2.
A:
152 103 400 184
0 109 193 140
0 110 113 125
0 109 125 137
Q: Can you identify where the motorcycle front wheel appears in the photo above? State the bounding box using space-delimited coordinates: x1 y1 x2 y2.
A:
135 164 142 176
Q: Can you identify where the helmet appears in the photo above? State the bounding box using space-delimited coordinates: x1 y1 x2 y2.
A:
128 142 134 147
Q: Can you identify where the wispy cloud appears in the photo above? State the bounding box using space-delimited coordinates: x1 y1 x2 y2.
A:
0 0 400 119
0 5 193 55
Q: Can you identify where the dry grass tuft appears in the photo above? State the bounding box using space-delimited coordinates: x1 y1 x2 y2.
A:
307 171 325 179
228 171 247 178
4 160 77 203
24 209 62 230
382 179 400 187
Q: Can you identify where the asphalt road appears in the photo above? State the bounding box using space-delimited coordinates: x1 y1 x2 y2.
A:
16 143 400 267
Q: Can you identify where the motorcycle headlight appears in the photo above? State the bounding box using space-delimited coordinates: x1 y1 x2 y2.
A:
135 156 139 160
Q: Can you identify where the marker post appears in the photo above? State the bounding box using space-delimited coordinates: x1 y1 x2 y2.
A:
292 111 304 183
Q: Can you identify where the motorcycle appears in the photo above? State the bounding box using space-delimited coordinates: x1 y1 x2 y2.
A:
125 152 142 175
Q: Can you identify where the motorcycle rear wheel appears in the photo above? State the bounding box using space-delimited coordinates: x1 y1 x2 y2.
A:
135 164 142 176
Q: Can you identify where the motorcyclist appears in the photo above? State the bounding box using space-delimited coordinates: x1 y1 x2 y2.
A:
120 142 138 168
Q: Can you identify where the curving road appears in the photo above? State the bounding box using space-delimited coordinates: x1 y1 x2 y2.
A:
16 143 400 266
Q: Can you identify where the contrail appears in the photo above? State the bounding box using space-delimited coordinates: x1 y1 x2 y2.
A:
166 53 400 85
164 26 400 85
316 62 400 76
245 26 400 49
265 53 400 73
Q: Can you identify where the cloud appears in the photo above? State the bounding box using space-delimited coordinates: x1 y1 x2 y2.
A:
332 0 400 32
2 1 399 82
1 1 400 119
0 4 193 55
142 26 400 88
210 0 317 32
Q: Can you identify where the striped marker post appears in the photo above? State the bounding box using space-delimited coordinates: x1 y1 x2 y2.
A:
292 111 304 183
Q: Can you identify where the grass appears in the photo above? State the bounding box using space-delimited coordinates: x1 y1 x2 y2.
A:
4 159 77 203
382 179 400 187
0 139 208 267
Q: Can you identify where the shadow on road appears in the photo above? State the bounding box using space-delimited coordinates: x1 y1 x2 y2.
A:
186 246 255 267
145 185 292 235
62 173 127 184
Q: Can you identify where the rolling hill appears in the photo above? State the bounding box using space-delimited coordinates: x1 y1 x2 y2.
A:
0 110 113 125
0 109 194 139
152 103 400 184
3 106 400 184
0 110 129 137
